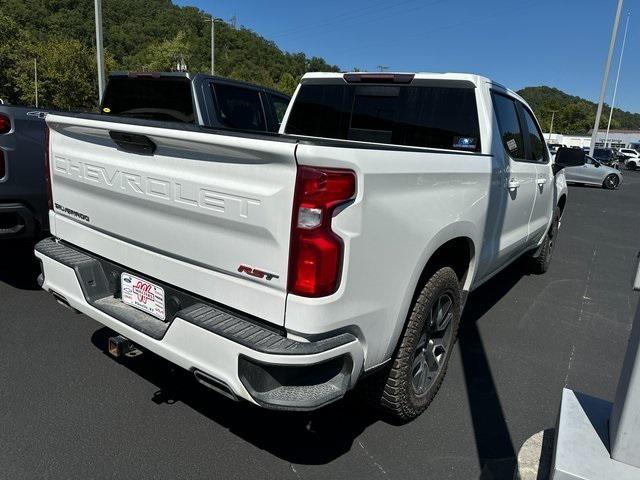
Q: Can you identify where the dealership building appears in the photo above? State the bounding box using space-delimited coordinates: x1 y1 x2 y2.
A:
544 129 640 150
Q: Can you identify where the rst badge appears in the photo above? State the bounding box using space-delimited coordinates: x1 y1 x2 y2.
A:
238 265 279 281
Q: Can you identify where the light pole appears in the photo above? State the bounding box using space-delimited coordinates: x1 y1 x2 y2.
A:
94 0 106 102
548 110 558 142
205 15 215 75
604 12 631 149
589 0 624 156
34 57 38 108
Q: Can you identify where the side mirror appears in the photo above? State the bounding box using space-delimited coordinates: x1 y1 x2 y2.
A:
553 147 586 175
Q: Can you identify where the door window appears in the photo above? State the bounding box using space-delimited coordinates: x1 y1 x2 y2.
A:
269 95 290 126
521 108 549 163
212 83 266 131
492 93 526 160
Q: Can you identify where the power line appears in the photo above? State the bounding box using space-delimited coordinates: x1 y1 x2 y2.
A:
270 0 422 39
604 12 630 148
333 0 551 59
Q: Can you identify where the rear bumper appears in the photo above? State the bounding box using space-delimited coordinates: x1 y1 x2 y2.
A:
0 202 38 239
35 238 364 410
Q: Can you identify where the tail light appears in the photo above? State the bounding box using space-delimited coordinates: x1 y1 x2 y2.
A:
0 113 10 134
288 166 356 297
44 126 53 209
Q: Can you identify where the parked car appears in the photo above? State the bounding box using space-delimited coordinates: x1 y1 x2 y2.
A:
35 72 569 422
101 72 290 131
617 148 640 170
563 154 622 189
592 147 619 167
0 105 50 240
618 147 639 159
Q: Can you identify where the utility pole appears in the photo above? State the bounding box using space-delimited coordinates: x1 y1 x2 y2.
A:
590 0 624 156
548 110 558 141
34 57 38 108
205 15 215 75
605 12 630 149
94 0 106 102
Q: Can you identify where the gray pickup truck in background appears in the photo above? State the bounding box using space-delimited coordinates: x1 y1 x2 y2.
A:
0 72 290 241
0 105 49 240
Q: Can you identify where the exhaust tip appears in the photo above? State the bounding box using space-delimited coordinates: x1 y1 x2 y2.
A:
193 369 238 401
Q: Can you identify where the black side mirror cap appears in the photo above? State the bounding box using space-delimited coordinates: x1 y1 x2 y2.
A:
554 147 586 174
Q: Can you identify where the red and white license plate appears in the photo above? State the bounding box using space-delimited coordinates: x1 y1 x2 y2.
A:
121 273 166 321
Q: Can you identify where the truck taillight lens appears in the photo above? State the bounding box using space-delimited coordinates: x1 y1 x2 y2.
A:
288 166 356 297
0 114 10 134
44 126 52 209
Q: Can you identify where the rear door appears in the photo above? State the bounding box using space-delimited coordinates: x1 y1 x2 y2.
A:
491 92 538 265
46 114 297 325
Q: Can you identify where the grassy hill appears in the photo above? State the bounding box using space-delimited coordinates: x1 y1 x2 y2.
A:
517 86 640 135
0 0 339 109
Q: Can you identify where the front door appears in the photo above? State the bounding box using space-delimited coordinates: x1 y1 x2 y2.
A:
481 92 538 277
520 106 554 244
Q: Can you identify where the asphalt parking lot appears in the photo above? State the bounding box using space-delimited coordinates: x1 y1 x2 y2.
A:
2 171 639 480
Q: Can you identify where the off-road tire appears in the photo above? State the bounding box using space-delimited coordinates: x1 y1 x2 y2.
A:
530 206 560 274
363 267 461 423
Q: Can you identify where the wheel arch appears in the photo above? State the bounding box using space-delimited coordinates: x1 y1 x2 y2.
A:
557 193 567 217
383 224 478 363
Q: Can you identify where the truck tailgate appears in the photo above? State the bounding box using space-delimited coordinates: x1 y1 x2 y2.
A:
46 114 297 326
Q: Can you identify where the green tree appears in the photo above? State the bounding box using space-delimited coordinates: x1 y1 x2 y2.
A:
0 0 342 109
277 72 298 96
127 31 192 72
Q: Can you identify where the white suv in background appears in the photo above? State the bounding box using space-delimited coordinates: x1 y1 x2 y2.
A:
618 148 640 170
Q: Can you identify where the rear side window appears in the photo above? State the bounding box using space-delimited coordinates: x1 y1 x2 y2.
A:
101 77 194 123
522 108 548 163
213 83 266 132
285 84 481 152
492 93 525 160
269 95 290 125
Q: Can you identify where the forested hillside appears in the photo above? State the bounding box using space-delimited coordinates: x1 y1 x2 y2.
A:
0 0 339 109
517 86 640 135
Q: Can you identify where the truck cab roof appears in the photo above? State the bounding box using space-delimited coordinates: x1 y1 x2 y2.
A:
300 71 525 103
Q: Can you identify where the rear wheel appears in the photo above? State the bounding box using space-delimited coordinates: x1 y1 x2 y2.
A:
363 267 461 422
530 206 560 274
627 161 637 171
603 174 620 190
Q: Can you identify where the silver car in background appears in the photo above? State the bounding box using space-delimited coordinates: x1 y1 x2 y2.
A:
564 155 622 189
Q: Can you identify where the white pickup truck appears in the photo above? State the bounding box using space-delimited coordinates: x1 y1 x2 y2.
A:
36 72 569 421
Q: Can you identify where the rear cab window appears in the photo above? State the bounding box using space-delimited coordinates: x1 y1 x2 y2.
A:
285 81 481 152
101 76 195 123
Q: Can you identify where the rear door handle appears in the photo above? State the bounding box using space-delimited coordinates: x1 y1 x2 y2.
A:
537 177 548 185
508 179 520 190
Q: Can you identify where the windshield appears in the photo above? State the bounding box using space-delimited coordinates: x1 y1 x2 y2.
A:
101 76 195 124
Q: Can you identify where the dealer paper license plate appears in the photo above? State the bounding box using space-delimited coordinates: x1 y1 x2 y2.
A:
121 273 166 321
